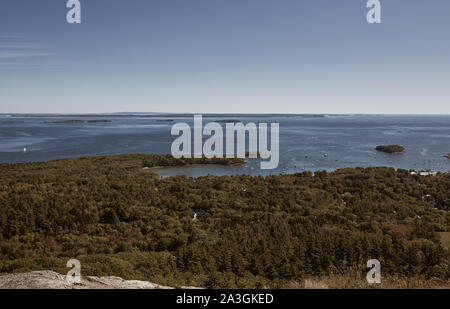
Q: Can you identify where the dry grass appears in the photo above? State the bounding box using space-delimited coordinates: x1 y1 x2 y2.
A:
285 269 450 289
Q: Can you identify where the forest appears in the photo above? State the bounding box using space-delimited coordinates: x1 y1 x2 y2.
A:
0 154 449 288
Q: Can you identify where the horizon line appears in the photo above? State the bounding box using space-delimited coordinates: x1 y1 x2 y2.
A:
1 112 450 116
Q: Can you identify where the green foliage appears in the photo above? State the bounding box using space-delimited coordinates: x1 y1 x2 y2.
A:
142 154 244 168
0 154 449 288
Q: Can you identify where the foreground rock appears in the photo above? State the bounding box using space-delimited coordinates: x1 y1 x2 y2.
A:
0 271 199 289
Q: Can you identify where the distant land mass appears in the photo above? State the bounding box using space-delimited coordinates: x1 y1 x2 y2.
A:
44 120 112 124
0 113 354 119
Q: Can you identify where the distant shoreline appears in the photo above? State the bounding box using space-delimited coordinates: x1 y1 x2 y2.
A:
2 113 450 119
1 154 447 177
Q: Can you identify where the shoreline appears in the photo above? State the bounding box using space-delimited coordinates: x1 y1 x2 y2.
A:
1 154 447 178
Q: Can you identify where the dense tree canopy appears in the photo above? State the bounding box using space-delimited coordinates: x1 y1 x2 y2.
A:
0 154 448 288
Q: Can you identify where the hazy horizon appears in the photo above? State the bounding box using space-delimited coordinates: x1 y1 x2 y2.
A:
1 112 450 116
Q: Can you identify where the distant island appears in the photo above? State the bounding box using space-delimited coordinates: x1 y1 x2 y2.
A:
142 154 245 168
375 145 405 154
443 153 450 159
86 120 112 123
44 120 84 124
156 119 174 122
44 120 111 124
216 119 242 123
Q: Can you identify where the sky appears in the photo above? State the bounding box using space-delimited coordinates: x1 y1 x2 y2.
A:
0 0 449 114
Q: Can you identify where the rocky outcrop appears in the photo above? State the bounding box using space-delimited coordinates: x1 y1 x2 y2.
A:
0 271 198 289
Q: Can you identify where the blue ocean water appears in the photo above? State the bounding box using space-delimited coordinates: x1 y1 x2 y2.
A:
0 114 448 177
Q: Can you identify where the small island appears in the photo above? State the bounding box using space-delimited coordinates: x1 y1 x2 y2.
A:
216 119 242 123
44 120 111 124
44 120 84 124
443 153 450 159
86 120 112 123
375 145 405 154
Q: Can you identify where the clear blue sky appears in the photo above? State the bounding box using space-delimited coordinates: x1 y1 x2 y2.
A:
0 0 449 114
